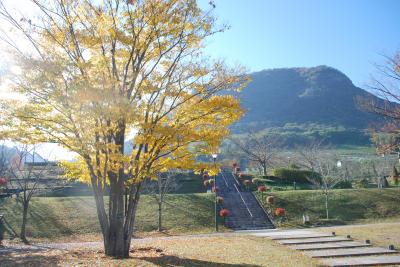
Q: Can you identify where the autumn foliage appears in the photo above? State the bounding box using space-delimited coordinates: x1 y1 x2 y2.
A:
275 208 286 217
258 185 267 192
219 208 230 217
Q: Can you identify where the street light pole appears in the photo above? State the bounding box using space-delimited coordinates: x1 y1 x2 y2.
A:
212 153 218 232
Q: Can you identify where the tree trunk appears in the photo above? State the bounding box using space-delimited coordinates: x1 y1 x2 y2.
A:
325 193 329 219
158 201 162 232
262 163 267 176
105 176 127 257
20 202 29 243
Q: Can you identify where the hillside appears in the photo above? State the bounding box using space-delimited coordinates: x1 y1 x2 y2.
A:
233 66 382 132
256 188 400 227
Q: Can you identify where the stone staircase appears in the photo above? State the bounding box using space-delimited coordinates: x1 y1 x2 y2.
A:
251 229 400 266
216 171 275 230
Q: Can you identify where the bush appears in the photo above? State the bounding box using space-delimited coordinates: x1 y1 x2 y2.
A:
355 178 369 188
237 173 253 180
272 168 321 184
334 180 353 189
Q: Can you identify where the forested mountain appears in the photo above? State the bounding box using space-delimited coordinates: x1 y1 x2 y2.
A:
231 66 384 145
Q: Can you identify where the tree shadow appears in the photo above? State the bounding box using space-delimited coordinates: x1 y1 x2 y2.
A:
136 255 260 267
0 251 60 267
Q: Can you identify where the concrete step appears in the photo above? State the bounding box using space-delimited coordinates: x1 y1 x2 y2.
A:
270 233 334 240
279 236 352 245
305 247 398 258
321 255 400 266
291 241 372 251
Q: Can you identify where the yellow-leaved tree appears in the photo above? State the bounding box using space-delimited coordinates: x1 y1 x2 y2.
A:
0 0 248 257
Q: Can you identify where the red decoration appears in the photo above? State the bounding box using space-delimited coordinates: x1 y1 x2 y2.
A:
219 208 230 217
212 186 219 193
0 177 7 186
266 196 274 204
258 185 267 192
275 208 286 217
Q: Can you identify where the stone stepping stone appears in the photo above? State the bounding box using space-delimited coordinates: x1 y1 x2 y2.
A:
305 247 398 258
279 236 352 245
291 241 371 251
270 233 333 240
321 255 400 266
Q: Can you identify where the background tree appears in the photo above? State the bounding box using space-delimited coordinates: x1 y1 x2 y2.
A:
144 171 178 232
230 133 280 176
358 52 400 153
7 144 62 243
296 145 343 219
0 0 248 257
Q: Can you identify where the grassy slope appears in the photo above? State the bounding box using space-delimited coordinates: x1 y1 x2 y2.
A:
0 193 215 239
257 188 400 227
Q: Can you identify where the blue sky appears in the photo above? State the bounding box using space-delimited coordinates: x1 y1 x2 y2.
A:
199 0 399 88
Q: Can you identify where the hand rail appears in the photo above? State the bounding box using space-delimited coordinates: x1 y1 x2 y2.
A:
233 183 253 217
250 191 277 228
219 171 229 187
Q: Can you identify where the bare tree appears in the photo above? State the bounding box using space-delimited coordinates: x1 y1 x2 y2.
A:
231 133 281 176
145 171 179 232
358 52 400 153
294 139 326 172
7 145 63 243
296 144 343 219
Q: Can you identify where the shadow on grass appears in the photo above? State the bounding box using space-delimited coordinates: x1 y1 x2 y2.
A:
0 251 60 267
136 255 260 267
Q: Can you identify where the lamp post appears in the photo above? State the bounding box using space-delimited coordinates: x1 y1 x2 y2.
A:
336 160 342 168
212 153 218 232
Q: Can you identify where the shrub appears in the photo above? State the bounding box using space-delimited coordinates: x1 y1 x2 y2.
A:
272 168 321 184
212 186 219 193
334 180 352 189
275 208 285 217
243 180 251 187
392 176 399 186
238 173 253 180
0 177 7 186
355 178 369 188
219 208 230 217
258 185 267 192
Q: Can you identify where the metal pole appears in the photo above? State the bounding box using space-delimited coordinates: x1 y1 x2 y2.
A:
214 157 218 232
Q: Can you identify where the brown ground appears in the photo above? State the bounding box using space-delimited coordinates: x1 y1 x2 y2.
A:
0 235 318 267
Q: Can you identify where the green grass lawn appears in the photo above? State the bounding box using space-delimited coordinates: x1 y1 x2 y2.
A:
0 193 215 239
256 188 400 227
